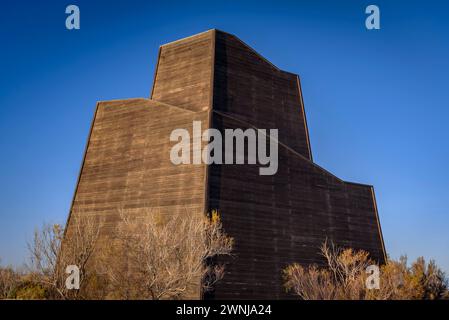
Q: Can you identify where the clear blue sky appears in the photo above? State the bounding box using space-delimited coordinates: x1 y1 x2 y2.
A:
1 0 448 272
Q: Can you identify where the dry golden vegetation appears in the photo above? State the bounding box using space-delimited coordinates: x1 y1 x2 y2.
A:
1 216 448 300
284 240 449 300
27 214 103 299
101 209 233 299
0 210 233 299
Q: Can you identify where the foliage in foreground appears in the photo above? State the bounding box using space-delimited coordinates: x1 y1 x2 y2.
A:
284 241 449 300
0 209 233 300
101 209 234 299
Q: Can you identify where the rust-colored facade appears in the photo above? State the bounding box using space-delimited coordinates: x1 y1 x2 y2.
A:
65 30 386 299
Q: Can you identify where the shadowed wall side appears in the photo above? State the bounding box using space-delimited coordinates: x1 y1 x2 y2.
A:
213 30 312 160
208 113 385 299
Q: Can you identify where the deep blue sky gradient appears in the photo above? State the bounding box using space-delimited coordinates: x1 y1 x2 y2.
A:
1 0 448 272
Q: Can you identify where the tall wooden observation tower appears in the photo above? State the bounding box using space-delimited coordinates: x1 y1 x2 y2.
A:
65 29 386 299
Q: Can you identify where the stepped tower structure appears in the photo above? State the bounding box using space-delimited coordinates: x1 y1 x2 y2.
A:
65 29 386 299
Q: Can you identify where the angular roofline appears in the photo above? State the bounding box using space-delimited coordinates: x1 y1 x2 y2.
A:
158 29 299 76
159 29 215 48
69 97 373 189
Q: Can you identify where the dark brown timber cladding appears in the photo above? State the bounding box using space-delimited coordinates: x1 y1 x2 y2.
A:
66 98 208 299
208 113 385 299
213 31 312 160
151 31 214 112
70 99 207 217
65 29 386 300
208 30 385 299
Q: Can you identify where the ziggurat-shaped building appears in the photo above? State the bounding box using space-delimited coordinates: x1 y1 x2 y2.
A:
65 30 386 299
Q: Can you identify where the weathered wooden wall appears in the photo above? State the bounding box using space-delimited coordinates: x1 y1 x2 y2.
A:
66 98 208 299
151 30 214 113
207 31 386 299
213 31 312 160
65 29 386 300
208 115 385 299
